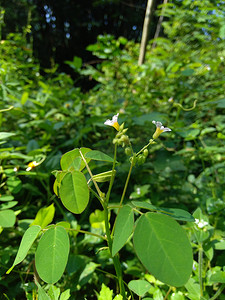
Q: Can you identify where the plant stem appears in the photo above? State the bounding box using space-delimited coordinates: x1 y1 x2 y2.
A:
199 243 204 297
105 144 117 205
68 228 106 240
119 158 134 207
209 284 225 300
103 202 126 298
79 149 103 200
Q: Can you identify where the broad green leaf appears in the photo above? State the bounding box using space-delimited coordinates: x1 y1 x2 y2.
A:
85 150 114 162
185 278 200 299
214 240 225 250
112 205 134 256
59 289 71 300
89 209 109 232
97 283 113 300
48 285 60 300
128 280 151 297
59 171 89 214
0 132 16 140
0 209 16 227
35 226 70 284
92 170 115 182
133 213 193 287
31 204 55 228
79 262 100 286
0 201 18 210
53 171 67 196
209 271 225 283
132 201 195 222
0 195 14 202
35 281 51 300
7 176 22 194
60 148 91 171
56 221 71 229
7 225 41 274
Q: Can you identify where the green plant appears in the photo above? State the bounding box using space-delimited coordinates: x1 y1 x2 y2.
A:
7 113 197 299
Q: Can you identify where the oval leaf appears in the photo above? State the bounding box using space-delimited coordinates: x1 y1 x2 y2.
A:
112 205 134 256
7 225 41 274
0 209 16 227
133 212 193 287
35 226 70 284
31 203 55 228
85 150 114 162
128 280 151 297
59 171 89 214
60 148 91 171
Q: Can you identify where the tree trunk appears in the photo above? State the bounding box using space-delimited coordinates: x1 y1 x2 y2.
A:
138 0 156 65
152 0 168 49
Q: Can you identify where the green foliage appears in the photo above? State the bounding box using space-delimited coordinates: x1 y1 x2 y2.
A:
112 205 134 257
1 0 225 299
35 226 70 284
133 213 193 287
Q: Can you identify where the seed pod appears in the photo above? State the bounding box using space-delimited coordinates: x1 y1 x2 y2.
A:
143 149 149 157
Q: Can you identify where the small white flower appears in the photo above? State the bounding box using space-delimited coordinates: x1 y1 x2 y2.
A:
152 121 171 139
137 187 141 195
26 161 38 171
195 218 208 228
104 113 120 131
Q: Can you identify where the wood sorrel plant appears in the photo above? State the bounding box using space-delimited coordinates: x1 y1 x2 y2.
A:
8 113 194 299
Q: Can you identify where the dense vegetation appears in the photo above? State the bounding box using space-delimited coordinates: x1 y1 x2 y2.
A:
0 0 225 299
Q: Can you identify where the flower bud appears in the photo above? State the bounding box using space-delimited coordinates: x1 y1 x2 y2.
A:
143 149 148 157
137 155 145 165
125 147 132 156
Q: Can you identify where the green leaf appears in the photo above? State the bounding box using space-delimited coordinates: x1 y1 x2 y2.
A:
59 289 71 300
0 195 14 202
7 176 22 194
89 209 106 231
85 150 114 162
31 204 55 228
92 170 115 182
185 278 200 299
209 271 225 283
79 262 100 286
128 280 151 297
0 132 16 140
112 205 134 256
7 225 41 274
48 285 60 300
133 212 193 287
0 209 16 227
132 201 195 222
97 283 113 300
35 226 70 284
0 201 18 210
35 281 51 300
60 147 91 172
59 171 89 214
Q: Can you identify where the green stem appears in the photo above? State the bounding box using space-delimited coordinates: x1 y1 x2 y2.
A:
119 158 134 207
68 228 106 240
79 149 104 200
198 243 203 297
209 284 225 300
103 203 126 298
105 144 117 205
